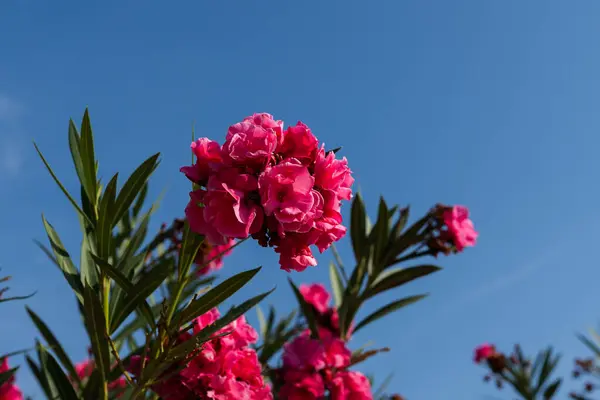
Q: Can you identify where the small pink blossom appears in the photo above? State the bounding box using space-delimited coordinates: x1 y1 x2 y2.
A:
300 283 330 314
275 234 318 272
180 138 223 184
259 160 316 233
279 371 325 400
218 315 259 349
222 118 278 170
314 145 354 201
322 336 351 369
0 358 23 400
443 205 478 252
243 113 284 142
283 333 327 371
329 371 373 400
278 122 319 164
474 343 496 364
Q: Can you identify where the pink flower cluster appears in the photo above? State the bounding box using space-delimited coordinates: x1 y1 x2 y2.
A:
300 283 351 339
442 205 478 252
0 358 23 400
195 238 236 276
128 308 271 400
181 113 354 272
279 330 372 399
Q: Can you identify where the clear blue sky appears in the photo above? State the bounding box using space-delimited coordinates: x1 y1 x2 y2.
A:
1 1 600 398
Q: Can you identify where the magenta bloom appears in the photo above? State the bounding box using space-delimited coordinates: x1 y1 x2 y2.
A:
443 205 478 252
129 308 271 400
0 358 23 400
279 371 326 400
300 283 331 314
474 343 496 363
181 113 353 272
278 122 319 164
180 138 223 185
259 160 316 233
223 118 278 170
329 371 373 400
283 333 327 372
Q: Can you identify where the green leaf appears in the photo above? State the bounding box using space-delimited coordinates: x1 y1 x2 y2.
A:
0 292 36 303
329 262 344 307
353 294 428 333
578 333 600 357
0 365 18 387
365 265 441 299
370 197 390 271
80 225 99 287
41 350 80 400
109 258 171 333
78 109 99 211
33 239 59 268
256 305 267 338
112 153 160 227
177 267 262 328
289 278 319 338
177 222 204 280
132 183 148 218
168 289 273 361
42 215 84 303
26 307 80 386
543 378 561 399
34 142 94 226
83 284 111 383
350 193 368 262
26 356 53 400
67 119 87 200
37 342 61 399
97 173 118 259
91 254 156 331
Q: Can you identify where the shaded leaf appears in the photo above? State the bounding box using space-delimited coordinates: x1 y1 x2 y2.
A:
112 153 160 227
289 278 319 338
42 350 79 400
543 378 561 399
329 262 344 307
177 267 262 328
366 265 441 299
350 193 368 262
353 295 428 333
26 307 80 386
79 109 98 211
83 284 111 383
177 222 204 280
34 142 93 226
97 173 118 259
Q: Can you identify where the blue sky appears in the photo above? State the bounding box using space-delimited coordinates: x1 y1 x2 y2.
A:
2 1 600 398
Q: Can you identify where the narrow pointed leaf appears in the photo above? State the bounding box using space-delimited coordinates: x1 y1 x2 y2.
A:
26 356 53 400
79 109 98 211
42 216 84 303
97 173 118 259
177 267 262 328
256 305 267 338
112 153 160 227
366 265 441 299
26 307 80 385
110 259 171 333
91 254 156 330
329 262 344 307
177 222 204 280
289 278 319 338
0 366 18 387
353 294 428 333
83 284 110 382
350 193 368 262
42 351 79 400
543 378 561 399
132 183 148 218
34 142 94 226
0 292 35 303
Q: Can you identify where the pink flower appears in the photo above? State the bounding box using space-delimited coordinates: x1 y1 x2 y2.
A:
222 117 278 170
0 358 23 400
186 170 264 244
278 122 318 164
329 371 373 400
221 349 263 387
279 371 325 400
217 315 259 349
275 234 318 272
193 308 221 333
314 145 354 201
75 359 95 379
442 205 477 252
474 343 496 364
322 336 351 369
244 113 284 142
196 238 236 275
300 283 330 314
259 160 316 233
180 138 222 184
283 334 327 371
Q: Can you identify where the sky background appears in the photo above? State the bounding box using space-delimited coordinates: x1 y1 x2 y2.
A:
1 1 600 399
